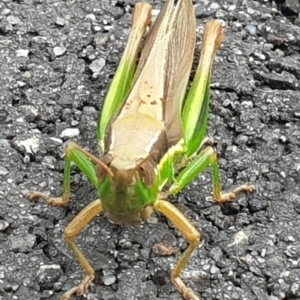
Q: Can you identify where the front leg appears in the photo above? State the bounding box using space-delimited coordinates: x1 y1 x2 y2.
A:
154 199 201 300
59 199 103 300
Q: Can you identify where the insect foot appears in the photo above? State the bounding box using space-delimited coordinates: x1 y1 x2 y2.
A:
172 277 201 300
26 191 69 206
59 274 95 300
216 184 256 203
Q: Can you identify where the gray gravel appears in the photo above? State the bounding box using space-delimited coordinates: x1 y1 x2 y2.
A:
1 0 300 300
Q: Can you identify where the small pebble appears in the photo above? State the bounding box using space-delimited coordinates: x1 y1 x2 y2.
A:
53 46 66 57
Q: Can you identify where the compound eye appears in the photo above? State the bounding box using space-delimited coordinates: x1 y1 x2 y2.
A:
97 154 113 180
137 160 155 186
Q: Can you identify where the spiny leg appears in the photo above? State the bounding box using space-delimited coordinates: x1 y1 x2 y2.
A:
176 18 253 203
182 21 224 158
154 200 201 300
170 145 255 202
60 199 103 300
178 21 254 202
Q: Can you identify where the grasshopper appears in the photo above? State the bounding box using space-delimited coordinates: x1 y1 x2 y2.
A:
27 0 255 299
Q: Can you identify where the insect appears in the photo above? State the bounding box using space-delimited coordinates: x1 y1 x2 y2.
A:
27 0 255 299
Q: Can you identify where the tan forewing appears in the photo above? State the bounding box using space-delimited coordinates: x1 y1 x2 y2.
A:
163 0 196 145
114 0 196 148
133 0 174 78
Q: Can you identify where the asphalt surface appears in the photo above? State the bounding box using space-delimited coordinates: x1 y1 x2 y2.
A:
1 0 300 300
